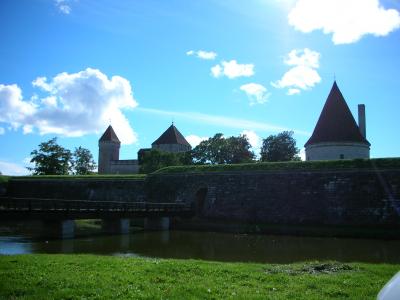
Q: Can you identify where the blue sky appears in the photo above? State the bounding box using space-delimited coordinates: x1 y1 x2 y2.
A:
0 0 399 175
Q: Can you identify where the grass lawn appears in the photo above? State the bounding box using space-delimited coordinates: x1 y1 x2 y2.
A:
0 255 398 299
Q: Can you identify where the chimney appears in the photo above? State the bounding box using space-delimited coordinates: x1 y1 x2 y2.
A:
358 104 366 138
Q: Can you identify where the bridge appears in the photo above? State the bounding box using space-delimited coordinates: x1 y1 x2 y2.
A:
0 197 193 220
0 196 194 237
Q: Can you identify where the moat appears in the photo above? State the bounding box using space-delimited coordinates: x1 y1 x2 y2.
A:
1 223 400 264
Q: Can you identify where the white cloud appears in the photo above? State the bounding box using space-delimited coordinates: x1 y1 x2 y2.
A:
0 68 138 144
299 147 306 161
138 107 310 136
55 0 72 14
211 64 223 77
240 83 270 105
271 48 321 95
0 127 4 135
0 84 36 130
0 160 29 176
185 135 208 148
211 60 254 79
187 50 217 60
288 0 400 44
285 48 320 68
287 88 301 95
241 130 260 149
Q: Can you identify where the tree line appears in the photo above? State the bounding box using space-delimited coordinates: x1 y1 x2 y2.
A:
27 131 299 175
28 138 96 175
140 131 299 173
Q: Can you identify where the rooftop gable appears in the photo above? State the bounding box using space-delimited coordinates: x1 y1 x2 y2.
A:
152 124 191 147
305 82 370 147
99 125 121 143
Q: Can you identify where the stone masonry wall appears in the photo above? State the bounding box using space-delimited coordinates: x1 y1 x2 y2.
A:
7 179 145 202
145 168 400 226
5 168 400 227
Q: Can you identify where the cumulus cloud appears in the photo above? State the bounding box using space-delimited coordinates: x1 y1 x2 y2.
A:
0 160 29 176
288 0 400 44
240 83 270 105
55 0 72 14
271 48 321 95
185 135 208 148
211 60 254 79
187 50 217 60
0 68 138 144
0 127 4 135
241 130 260 149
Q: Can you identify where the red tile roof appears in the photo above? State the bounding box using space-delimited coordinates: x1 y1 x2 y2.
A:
99 125 120 143
305 81 370 147
152 124 191 147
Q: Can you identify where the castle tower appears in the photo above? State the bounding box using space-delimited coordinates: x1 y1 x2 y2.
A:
98 125 121 174
151 123 192 153
305 81 370 161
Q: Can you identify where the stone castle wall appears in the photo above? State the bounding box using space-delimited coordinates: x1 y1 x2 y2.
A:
146 168 400 227
110 160 139 174
152 143 191 153
7 178 145 202
5 168 400 228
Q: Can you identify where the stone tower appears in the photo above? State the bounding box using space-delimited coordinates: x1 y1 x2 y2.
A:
151 123 192 153
98 125 121 174
304 81 370 161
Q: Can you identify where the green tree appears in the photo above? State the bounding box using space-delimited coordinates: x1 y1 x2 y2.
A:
139 149 188 174
72 146 96 175
28 137 72 175
192 133 255 164
260 131 299 162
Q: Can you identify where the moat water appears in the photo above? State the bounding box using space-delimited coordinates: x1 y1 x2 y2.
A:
1 222 400 263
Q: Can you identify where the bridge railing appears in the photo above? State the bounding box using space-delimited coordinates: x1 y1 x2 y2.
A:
0 197 192 213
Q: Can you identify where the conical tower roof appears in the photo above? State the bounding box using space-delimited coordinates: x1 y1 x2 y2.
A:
305 82 370 147
99 125 120 143
152 124 191 147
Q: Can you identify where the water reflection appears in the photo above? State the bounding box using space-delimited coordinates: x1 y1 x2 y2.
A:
1 230 400 264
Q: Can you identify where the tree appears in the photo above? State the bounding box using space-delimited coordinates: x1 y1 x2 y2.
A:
192 133 255 164
260 131 299 162
139 149 188 174
29 137 72 175
72 146 96 175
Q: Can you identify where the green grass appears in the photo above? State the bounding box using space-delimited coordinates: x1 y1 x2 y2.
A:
0 255 398 299
9 174 147 180
154 157 400 174
0 175 10 184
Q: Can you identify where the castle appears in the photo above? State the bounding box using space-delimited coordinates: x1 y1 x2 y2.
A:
98 123 191 174
304 81 370 160
98 81 371 173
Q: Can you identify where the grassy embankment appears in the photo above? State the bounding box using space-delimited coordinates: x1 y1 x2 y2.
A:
154 157 400 174
0 255 398 299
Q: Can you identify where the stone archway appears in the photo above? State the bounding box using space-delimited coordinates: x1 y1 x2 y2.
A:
194 187 208 216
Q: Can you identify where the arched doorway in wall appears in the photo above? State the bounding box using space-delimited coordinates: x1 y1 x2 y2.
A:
194 187 208 216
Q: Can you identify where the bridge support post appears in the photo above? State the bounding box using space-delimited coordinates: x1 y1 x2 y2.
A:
43 220 75 239
102 218 130 234
144 217 170 231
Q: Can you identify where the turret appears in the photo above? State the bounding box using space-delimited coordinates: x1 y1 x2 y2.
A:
151 123 192 153
98 125 121 174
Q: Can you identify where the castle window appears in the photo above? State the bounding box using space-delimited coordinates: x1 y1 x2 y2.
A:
340 154 344 159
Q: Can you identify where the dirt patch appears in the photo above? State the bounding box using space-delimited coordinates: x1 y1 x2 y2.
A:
265 262 355 275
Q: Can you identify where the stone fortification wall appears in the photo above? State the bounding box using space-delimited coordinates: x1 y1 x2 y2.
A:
145 168 400 227
4 167 400 228
7 178 145 202
110 160 139 174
